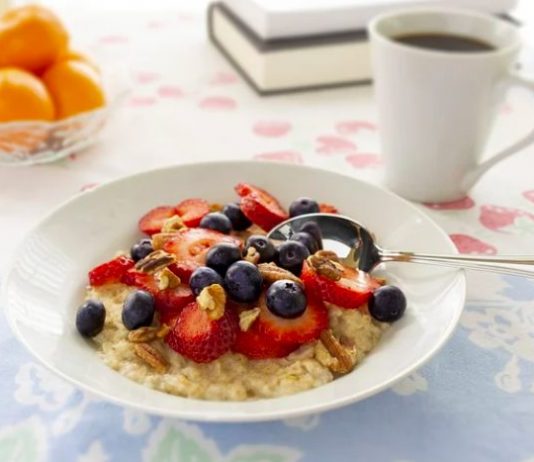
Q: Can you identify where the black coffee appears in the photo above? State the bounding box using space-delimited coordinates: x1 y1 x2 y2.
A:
393 33 495 52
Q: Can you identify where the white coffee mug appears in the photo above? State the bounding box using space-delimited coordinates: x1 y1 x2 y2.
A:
369 8 534 203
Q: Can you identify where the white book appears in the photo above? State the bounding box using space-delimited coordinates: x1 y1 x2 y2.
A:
220 0 518 40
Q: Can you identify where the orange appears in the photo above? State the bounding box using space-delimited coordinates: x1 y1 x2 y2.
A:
55 48 100 74
0 67 54 122
0 5 69 72
42 60 105 119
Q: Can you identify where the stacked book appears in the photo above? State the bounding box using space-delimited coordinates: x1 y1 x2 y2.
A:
208 0 517 95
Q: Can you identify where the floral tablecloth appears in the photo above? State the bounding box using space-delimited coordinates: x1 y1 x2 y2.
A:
1 1 534 461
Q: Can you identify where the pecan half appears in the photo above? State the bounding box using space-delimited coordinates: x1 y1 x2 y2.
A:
135 250 176 274
317 330 356 374
156 324 171 338
128 326 159 343
257 262 302 285
307 254 342 281
197 284 226 320
161 215 185 233
157 267 181 290
133 343 168 373
239 307 261 332
243 246 260 264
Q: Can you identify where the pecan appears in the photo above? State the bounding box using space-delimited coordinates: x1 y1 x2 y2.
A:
314 249 340 262
161 215 185 233
197 284 226 320
135 250 176 273
243 246 260 264
307 254 342 281
209 202 223 212
128 326 159 343
317 330 356 374
239 307 261 332
133 343 168 373
151 233 177 251
257 262 302 285
157 267 181 290
156 324 171 338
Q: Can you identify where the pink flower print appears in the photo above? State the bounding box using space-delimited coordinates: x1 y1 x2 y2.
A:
345 153 382 168
209 72 239 85
500 103 513 115
479 205 534 231
254 151 303 164
80 183 99 192
128 96 156 107
523 190 534 203
450 234 497 255
147 20 167 29
316 135 357 155
424 196 475 210
198 97 237 110
335 120 377 135
134 71 160 84
98 35 129 45
252 121 291 138
157 85 184 99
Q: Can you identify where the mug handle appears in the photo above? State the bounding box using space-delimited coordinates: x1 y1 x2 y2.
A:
462 71 534 190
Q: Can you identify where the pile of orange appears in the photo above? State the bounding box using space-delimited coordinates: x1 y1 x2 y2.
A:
0 5 105 123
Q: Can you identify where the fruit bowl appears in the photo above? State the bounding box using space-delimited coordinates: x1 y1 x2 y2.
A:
0 65 129 166
1 162 466 422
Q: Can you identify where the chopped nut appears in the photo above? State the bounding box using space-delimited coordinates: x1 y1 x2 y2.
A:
133 343 168 373
128 326 159 343
135 250 176 273
161 215 185 233
239 307 261 331
157 267 181 290
307 254 342 281
197 284 226 320
315 249 340 262
243 246 260 264
209 202 223 212
257 262 303 285
374 276 387 286
156 324 171 338
151 233 177 250
318 330 356 374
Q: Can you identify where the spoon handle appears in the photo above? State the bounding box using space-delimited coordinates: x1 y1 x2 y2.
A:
380 251 534 278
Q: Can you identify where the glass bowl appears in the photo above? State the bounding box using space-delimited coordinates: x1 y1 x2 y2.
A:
0 66 129 167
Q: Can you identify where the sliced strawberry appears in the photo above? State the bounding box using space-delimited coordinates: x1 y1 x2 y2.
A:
121 269 194 324
168 261 198 284
256 292 328 345
319 203 339 214
165 301 238 363
162 228 241 265
301 260 379 309
138 205 176 235
235 184 288 231
176 198 210 227
233 322 299 359
89 256 134 286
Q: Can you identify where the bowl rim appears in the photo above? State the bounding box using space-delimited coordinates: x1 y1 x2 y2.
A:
1 160 466 422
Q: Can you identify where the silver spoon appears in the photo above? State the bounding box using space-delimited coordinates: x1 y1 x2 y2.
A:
267 213 534 278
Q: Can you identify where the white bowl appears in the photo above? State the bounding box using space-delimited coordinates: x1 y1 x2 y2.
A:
2 161 466 422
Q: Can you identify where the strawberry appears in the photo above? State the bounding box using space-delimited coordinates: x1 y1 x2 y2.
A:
138 205 176 235
235 183 288 231
165 301 238 363
168 261 198 284
88 256 134 286
162 228 241 265
255 292 328 345
176 198 210 227
319 203 339 214
233 322 299 359
121 269 194 324
301 260 380 309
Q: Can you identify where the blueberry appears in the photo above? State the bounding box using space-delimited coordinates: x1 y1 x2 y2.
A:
266 280 307 319
224 261 263 303
130 238 153 262
199 212 232 234
206 243 242 275
122 290 155 330
222 202 252 231
290 232 319 254
189 266 224 295
298 221 323 250
244 235 277 263
76 299 106 337
368 285 406 322
277 241 310 275
289 197 320 217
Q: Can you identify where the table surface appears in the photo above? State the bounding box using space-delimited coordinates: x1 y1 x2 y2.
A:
1 1 534 461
